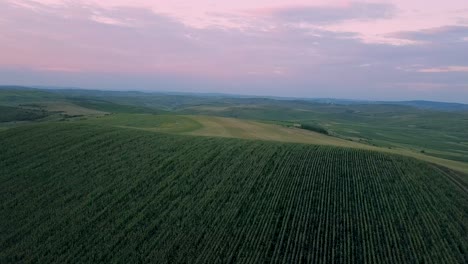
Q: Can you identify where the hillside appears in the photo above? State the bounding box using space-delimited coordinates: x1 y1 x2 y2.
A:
2 87 467 164
1 123 467 263
79 113 468 173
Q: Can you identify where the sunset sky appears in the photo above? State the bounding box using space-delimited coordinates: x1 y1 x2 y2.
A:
1 0 468 102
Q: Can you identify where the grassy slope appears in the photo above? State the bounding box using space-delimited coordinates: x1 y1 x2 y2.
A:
189 116 468 173
187 116 357 147
1 123 467 263
183 104 468 162
79 114 468 173
80 114 394 149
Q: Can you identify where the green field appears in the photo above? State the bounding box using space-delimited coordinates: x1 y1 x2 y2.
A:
183 104 468 163
74 113 468 173
1 123 467 263
2 87 468 263
2 87 467 165
1 86 468 172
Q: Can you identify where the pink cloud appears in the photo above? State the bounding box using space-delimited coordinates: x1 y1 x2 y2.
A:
90 15 130 26
390 82 468 92
1 0 468 103
418 66 468 73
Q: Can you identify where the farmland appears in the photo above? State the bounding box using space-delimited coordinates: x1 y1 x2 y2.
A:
2 87 468 165
3 1 468 262
79 113 468 173
1 87 468 172
1 123 467 263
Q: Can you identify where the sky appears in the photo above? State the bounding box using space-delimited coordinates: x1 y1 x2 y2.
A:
1 0 468 102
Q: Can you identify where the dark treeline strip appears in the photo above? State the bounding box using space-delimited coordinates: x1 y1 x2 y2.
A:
0 105 48 122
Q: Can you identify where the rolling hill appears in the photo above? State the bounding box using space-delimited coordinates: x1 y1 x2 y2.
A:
1 123 467 263
78 113 468 173
2 87 468 165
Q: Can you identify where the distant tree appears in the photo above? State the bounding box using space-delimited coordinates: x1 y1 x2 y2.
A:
300 124 329 135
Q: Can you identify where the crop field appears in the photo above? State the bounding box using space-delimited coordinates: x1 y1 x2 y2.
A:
79 114 468 173
2 87 468 172
83 114 202 133
1 123 467 263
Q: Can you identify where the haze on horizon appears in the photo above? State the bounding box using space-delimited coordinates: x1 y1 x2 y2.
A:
1 0 468 103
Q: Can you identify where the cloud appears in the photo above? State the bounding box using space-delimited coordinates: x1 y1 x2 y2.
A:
0 0 365 78
0 1 202 74
1 0 468 102
90 15 130 26
417 66 468 73
389 25 468 43
268 2 397 25
389 82 468 92
39 66 82 72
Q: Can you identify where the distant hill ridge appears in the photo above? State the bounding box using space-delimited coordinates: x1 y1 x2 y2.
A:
1 85 467 111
